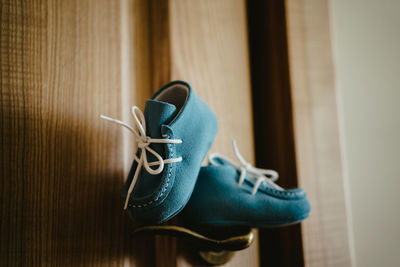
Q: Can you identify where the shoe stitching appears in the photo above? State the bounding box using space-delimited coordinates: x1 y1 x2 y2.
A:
209 141 301 198
259 185 300 197
128 141 174 208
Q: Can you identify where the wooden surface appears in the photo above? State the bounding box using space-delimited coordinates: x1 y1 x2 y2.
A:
168 0 258 266
0 0 259 266
0 0 154 265
247 1 304 266
285 0 354 266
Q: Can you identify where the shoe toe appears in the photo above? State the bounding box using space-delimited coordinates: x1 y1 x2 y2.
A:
279 190 311 223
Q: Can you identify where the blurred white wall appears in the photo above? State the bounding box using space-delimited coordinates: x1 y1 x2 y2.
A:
330 1 400 266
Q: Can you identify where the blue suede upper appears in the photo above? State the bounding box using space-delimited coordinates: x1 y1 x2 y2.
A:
181 161 311 227
124 81 218 224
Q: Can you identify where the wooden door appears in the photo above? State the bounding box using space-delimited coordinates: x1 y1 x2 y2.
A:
1 0 353 266
1 0 258 266
286 0 353 265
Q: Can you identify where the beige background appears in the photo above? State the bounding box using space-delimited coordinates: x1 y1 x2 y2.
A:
331 0 400 266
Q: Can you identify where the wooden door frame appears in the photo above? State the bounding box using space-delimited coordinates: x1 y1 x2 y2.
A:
0 0 353 265
247 1 304 266
247 0 354 266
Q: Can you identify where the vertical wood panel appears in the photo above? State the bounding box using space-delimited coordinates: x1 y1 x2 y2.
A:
247 1 304 266
147 1 178 266
168 0 259 266
1 0 262 266
0 0 153 265
285 0 354 266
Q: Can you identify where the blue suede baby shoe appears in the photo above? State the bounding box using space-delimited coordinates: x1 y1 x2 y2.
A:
101 81 218 224
181 140 310 227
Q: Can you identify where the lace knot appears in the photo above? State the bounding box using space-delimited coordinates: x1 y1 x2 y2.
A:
209 139 282 195
243 162 252 170
138 136 151 148
100 106 183 210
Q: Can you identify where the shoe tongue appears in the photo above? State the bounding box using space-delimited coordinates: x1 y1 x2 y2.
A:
134 99 177 197
144 99 177 138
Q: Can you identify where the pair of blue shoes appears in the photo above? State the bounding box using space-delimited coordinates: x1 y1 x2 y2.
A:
101 81 310 227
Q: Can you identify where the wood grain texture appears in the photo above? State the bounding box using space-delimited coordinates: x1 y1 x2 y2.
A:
285 0 354 266
0 0 154 265
247 1 304 266
168 0 259 266
1 0 260 266
147 1 177 266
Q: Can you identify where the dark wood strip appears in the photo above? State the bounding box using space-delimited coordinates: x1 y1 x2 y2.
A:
247 0 304 266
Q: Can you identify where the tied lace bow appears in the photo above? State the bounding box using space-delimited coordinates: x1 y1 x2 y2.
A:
209 140 282 195
101 106 182 209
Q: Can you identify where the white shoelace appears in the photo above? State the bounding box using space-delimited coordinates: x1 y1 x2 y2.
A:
100 106 182 209
209 140 282 195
